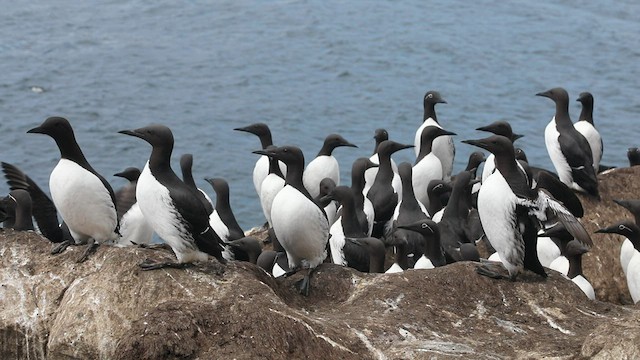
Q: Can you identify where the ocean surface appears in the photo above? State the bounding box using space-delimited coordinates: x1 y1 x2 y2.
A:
1 0 639 229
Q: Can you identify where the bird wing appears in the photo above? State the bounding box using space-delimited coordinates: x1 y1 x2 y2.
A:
1 162 64 242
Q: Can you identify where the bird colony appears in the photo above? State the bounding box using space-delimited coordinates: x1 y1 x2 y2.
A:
2 87 639 303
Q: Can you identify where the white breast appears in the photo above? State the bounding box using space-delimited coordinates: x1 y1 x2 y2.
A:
49 159 118 244
537 236 561 268
571 275 595 300
364 153 399 195
544 118 574 188
414 255 435 270
412 153 443 209
549 256 569 276
271 185 329 269
303 155 339 198
118 202 154 246
385 262 404 274
253 156 287 196
259 174 285 227
363 197 375 236
574 120 602 171
481 154 496 183
620 238 634 276
415 120 454 180
209 210 229 241
136 163 208 263
329 219 347 266
627 251 640 303
477 171 522 275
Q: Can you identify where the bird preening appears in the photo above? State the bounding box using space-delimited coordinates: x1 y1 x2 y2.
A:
3 86 637 302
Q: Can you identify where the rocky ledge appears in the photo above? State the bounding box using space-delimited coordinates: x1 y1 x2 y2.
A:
2 166 640 359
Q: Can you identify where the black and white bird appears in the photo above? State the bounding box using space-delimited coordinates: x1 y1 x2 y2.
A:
113 167 154 246
390 162 430 256
427 180 452 223
437 170 478 262
1 162 72 244
234 123 286 195
180 154 214 214
315 177 339 227
538 87 599 197
575 92 603 173
366 140 414 238
303 134 357 198
628 148 640 167
257 145 286 228
365 128 399 194
322 186 385 273
462 134 592 280
613 198 640 276
206 177 245 242
396 218 446 269
414 91 455 180
119 124 226 269
253 145 330 296
596 221 640 303
28 117 120 262
476 121 523 183
413 126 457 209
0 189 34 231
350 157 377 236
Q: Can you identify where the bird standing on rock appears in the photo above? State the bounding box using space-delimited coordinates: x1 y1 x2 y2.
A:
414 91 455 180
538 87 599 197
303 133 357 198
119 124 226 269
575 92 602 173
463 134 592 280
28 117 120 262
254 145 330 296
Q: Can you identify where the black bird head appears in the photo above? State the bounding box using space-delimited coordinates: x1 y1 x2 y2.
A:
27 116 75 141
119 124 174 149
576 92 594 106
462 135 514 157
253 145 304 167
114 167 141 182
536 87 569 104
397 218 439 237
377 140 414 157
234 122 270 137
423 91 447 107
595 221 640 238
476 120 523 142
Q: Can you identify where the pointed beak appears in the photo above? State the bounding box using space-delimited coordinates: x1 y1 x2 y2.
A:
234 126 251 133
536 90 551 98
252 149 274 157
461 139 486 150
27 126 44 134
512 133 524 141
118 129 143 139
594 226 614 234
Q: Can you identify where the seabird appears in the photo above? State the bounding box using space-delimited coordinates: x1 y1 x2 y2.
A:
303 133 357 198
257 145 286 228
315 178 339 227
397 218 446 269
537 87 599 197
575 92 603 173
413 126 456 209
350 157 377 236
390 162 430 257
414 90 455 180
1 161 72 243
113 167 154 246
119 124 226 269
366 140 414 238
322 185 385 273
476 120 523 183
595 221 640 303
463 134 592 280
180 154 214 214
206 177 245 242
226 236 263 264
253 145 330 296
365 128 399 194
426 180 452 223
28 117 120 262
612 199 640 275
234 123 286 195
0 189 34 231
628 148 640 167
548 238 595 300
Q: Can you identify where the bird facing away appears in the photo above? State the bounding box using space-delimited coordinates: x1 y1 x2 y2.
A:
253 145 330 296
575 92 603 173
119 124 226 269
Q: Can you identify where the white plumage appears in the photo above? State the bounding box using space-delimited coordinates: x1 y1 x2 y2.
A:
117 203 153 246
415 121 455 181
304 155 340 199
50 159 119 244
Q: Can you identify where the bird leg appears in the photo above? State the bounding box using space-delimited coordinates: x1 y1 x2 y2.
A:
138 258 192 271
51 240 73 255
295 267 318 296
475 262 510 280
131 241 171 251
76 238 98 263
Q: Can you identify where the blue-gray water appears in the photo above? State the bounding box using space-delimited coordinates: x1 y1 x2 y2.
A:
1 1 639 230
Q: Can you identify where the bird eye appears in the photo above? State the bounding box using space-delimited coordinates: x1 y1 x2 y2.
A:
421 223 428 228
427 94 433 99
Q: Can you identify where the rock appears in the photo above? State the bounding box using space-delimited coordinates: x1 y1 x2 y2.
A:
1 229 640 359
578 166 640 304
581 309 640 359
